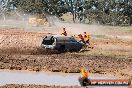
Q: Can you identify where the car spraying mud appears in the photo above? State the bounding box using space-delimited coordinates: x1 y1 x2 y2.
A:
41 35 84 52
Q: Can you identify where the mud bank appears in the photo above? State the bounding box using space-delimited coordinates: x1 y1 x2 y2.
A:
0 54 131 78
0 84 80 88
0 84 130 88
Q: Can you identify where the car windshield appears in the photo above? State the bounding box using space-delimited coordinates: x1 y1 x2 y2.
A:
42 36 55 45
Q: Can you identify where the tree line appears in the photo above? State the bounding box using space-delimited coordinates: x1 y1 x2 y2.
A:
8 0 132 25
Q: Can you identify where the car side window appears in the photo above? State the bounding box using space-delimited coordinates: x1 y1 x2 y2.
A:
70 38 77 42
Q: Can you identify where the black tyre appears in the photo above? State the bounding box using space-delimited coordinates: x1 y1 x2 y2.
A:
58 46 65 53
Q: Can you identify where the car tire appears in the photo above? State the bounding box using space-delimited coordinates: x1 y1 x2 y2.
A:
58 46 65 53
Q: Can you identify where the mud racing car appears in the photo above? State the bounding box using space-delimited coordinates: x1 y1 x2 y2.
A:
41 35 83 52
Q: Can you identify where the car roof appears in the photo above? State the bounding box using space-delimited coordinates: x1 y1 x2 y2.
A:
45 35 76 41
53 35 72 38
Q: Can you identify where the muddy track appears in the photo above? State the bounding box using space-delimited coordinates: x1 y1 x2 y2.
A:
0 29 131 78
0 84 80 88
0 84 132 88
0 53 131 75
0 29 46 54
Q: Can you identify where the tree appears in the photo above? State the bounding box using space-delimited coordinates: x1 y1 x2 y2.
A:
10 0 132 25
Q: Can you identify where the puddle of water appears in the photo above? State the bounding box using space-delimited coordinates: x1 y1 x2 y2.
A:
0 70 129 88
0 70 79 86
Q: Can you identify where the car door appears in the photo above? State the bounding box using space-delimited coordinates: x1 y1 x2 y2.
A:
69 38 78 51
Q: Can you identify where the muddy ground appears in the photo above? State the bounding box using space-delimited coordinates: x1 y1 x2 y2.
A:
0 28 131 75
0 84 80 88
0 84 132 88
0 53 132 76
0 27 132 87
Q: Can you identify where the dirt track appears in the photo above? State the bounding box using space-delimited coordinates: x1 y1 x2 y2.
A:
0 29 45 54
0 53 132 75
0 84 132 88
0 84 80 88
0 28 132 79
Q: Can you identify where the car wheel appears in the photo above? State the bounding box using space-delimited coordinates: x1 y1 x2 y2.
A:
58 46 65 53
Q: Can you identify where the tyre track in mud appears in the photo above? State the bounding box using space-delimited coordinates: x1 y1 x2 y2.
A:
0 36 10 46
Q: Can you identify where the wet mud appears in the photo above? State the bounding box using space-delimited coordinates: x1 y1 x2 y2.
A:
0 53 131 76
0 84 80 88
0 29 131 79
